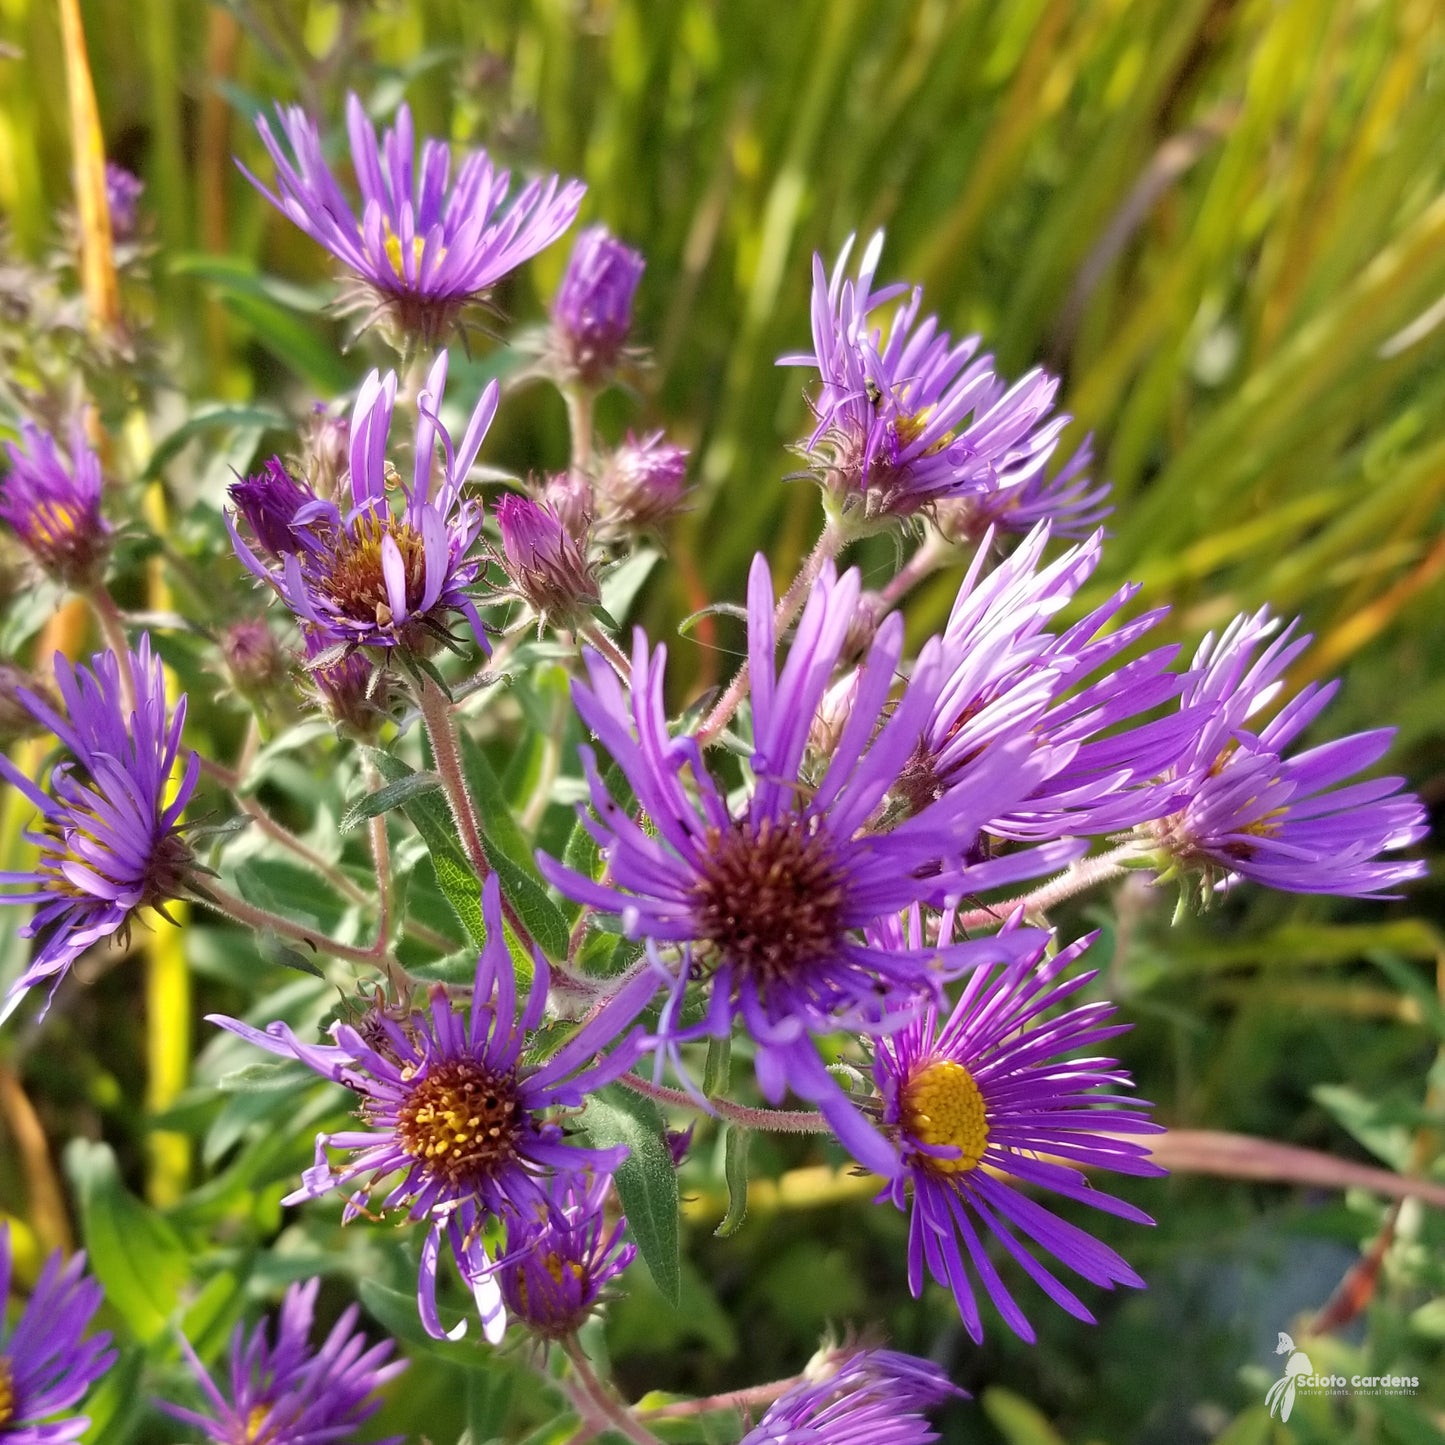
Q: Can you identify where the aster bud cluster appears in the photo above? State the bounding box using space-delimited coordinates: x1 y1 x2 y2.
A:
0 81 1430 1445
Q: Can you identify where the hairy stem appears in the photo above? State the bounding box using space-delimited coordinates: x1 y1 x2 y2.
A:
619 1071 831 1134
415 672 490 882
564 385 596 472
637 1378 797 1421
86 588 135 711
954 844 1141 932
189 880 411 992
562 1338 663 1445
696 517 847 745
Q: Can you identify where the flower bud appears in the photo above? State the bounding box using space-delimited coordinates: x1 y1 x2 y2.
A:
229 458 317 560
542 468 594 537
551 226 645 385
105 163 144 242
303 628 380 737
0 661 56 747
222 618 286 695
0 418 112 587
596 431 689 535
496 494 599 625
809 670 861 758
298 404 351 502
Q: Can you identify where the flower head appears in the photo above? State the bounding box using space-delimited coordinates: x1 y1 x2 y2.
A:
243 94 585 344
0 1227 115 1444
0 419 112 587
541 554 1071 1174
1148 609 1428 897
595 431 689 536
0 636 198 1022
496 1174 635 1340
871 922 1162 1344
740 1345 961 1445
228 353 496 655
160 1277 404 1445
782 233 1067 522
896 525 1195 841
209 875 653 1342
494 493 599 626
551 225 645 384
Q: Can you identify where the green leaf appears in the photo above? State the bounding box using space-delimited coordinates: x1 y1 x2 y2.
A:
715 1125 749 1238
458 734 536 873
582 1085 680 1306
340 772 442 833
703 1035 730 1099
143 403 288 480
598 547 660 623
372 751 487 950
480 837 570 962
64 1140 191 1342
981 1387 1069 1445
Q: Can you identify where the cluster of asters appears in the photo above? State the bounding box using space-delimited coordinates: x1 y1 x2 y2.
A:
0 93 1428 1441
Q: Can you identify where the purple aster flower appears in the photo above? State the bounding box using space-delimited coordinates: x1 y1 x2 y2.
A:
160 1277 404 1445
496 1174 636 1340
242 94 585 344
936 435 1111 543
0 636 198 1022
0 1228 115 1444
1146 609 1428 898
494 493 599 626
595 431 689 535
551 224 646 384
740 1345 961 1445
540 553 1075 1175
871 921 1163 1344
0 418 112 587
781 232 1067 522
895 524 1196 841
103 163 144 242
228 353 496 655
208 875 655 1343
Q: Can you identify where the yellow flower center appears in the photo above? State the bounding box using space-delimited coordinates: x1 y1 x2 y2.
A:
238 1404 272 1443
29 497 87 549
0 1355 15 1426
380 226 442 283
394 1060 521 1190
901 1059 990 1174
323 511 429 629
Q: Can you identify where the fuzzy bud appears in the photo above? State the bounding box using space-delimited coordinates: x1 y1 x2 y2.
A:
222 619 286 695
303 629 380 737
542 468 594 537
596 431 689 535
299 404 351 502
496 494 599 625
0 662 56 747
551 226 645 385
809 670 862 759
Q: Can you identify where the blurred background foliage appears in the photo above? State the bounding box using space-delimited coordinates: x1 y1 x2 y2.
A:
2 0 1445 1442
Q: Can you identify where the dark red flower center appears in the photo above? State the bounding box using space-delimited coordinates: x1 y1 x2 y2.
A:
690 814 848 987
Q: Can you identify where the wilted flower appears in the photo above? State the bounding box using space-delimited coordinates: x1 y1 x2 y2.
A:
0 1226 115 1444
209 875 655 1342
871 922 1162 1344
0 636 197 1022
160 1278 404 1445
0 418 111 587
1147 609 1428 898
550 225 645 384
782 232 1066 523
496 1174 635 1340
242 94 585 345
595 431 688 535
495 493 599 626
541 554 1070 1173
740 1345 961 1445
228 353 495 656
